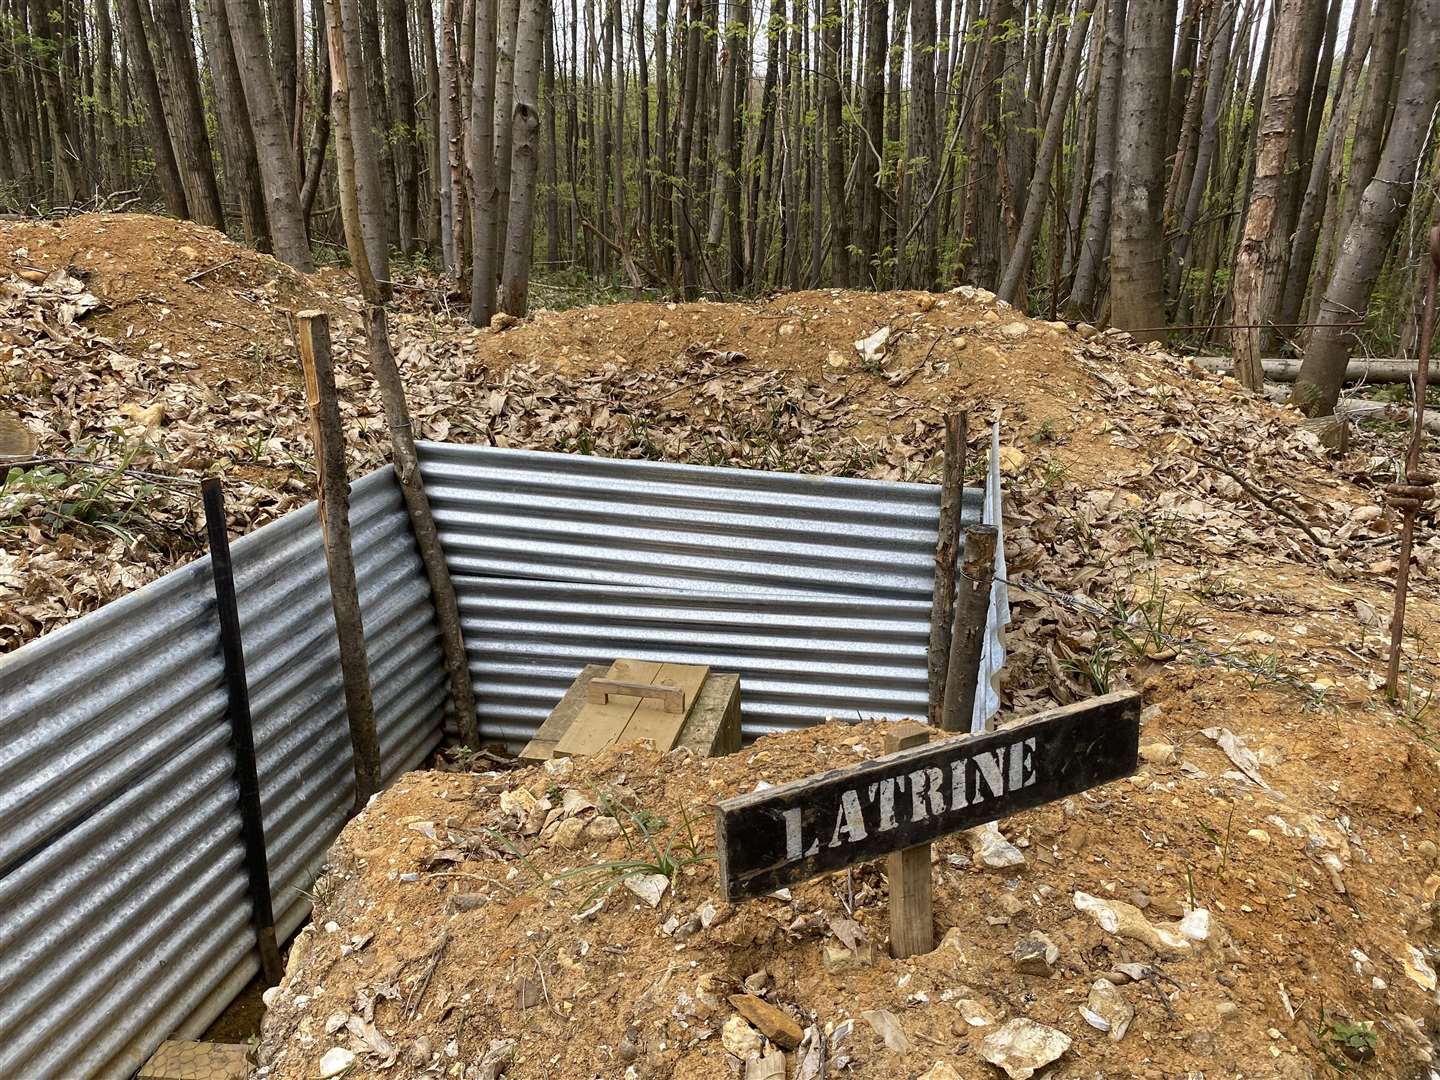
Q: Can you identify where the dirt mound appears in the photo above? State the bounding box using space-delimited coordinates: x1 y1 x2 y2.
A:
0 212 328 374
250 702 1440 1079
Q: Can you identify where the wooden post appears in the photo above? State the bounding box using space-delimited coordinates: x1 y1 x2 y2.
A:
296 310 382 808
885 721 934 958
361 305 482 747
941 524 998 732
927 412 967 726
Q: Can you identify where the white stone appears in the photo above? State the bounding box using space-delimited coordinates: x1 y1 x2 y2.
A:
979 1018 1071 1080
317 1047 356 1079
623 872 670 907
722 1015 764 1058
1085 979 1134 1041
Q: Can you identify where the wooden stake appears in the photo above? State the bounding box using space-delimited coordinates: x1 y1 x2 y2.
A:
941 524 999 732
296 310 381 808
885 721 934 958
361 305 482 747
927 412 967 726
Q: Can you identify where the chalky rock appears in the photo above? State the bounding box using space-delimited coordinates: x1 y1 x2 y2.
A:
969 823 1027 869
979 1018 1072 1080
1083 978 1134 1041
722 1015 764 1058
1000 322 1029 340
552 816 587 850
919 1064 963 1080
318 1047 356 1079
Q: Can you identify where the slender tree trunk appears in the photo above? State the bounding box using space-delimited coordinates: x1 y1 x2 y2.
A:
331 0 393 286
225 0 316 268
1278 0 1370 337
821 0 850 284
383 0 420 254
95 0 118 187
1230 0 1311 388
999 0 1097 305
859 0 887 282
1066 0 1125 318
115 0 188 215
471 0 501 322
1292 0 1440 416
498 0 545 313
493 0 522 254
29 0 84 203
196 0 271 248
150 0 226 227
1108 0 1174 335
300 0 333 223
1165 0 1235 302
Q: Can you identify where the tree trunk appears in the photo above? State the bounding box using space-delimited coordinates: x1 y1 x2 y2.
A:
29 0 84 204
196 0 272 249
114 0 189 216
383 0 420 254
498 0 545 313
331 0 393 286
225 0 316 268
150 0 226 227
493 0 522 257
1277 0 1370 336
998 0 1097 305
1292 0 1440 416
858 0 887 282
1165 0 1235 302
95 0 119 187
1108 0 1174 336
300 0 333 223
1231 0 1311 389
471 0 501 323
820 0 849 285
1067 0 1125 315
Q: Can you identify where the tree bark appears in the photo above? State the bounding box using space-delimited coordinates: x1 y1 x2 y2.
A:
821 0 850 284
471 0 501 323
1067 0 1130 312
29 0 84 204
225 0 316 268
150 0 226 227
1108 0 1174 336
1230 0 1310 389
196 0 271 249
1291 0 1440 416
858 0 887 282
498 0 545 314
383 0 420 254
999 0 1097 305
331 0 393 287
114 0 189 216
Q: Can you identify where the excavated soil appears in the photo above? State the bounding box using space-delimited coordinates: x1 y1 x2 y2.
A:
4 214 1440 1076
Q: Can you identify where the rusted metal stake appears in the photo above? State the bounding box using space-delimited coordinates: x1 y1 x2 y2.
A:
1386 225 1440 701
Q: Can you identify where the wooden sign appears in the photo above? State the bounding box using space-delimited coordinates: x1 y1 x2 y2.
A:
715 691 1140 901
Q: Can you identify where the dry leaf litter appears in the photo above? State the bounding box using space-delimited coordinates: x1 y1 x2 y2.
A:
3 214 1440 1076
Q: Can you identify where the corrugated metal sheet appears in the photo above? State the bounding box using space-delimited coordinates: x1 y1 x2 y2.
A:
0 466 448 1080
417 443 982 744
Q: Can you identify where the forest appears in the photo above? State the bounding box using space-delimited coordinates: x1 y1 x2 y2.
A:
2 0 1439 417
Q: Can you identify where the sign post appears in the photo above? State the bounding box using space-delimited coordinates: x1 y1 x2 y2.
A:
714 692 1141 953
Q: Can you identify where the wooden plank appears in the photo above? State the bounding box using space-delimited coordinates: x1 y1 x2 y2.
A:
715 691 1141 900
885 722 934 958
676 674 742 758
521 664 607 761
588 678 685 712
553 659 662 757
620 662 708 750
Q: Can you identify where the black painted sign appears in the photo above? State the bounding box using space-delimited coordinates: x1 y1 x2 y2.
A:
715 691 1141 900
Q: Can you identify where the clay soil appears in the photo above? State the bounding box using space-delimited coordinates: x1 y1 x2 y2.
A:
4 215 1440 1077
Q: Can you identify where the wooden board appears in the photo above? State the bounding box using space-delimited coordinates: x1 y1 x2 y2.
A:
619 662 709 748
714 691 1141 900
139 1041 250 1080
552 659 708 757
552 658 663 757
523 667 741 762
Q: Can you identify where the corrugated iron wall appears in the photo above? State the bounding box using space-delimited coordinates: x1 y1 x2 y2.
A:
0 466 449 1080
418 443 983 745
